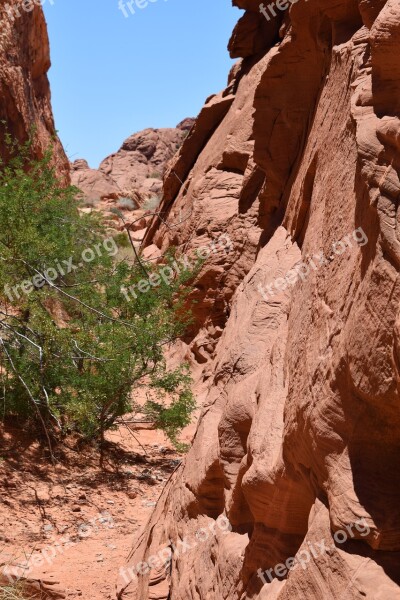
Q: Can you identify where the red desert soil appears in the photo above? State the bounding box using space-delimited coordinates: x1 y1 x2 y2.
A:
0 422 187 599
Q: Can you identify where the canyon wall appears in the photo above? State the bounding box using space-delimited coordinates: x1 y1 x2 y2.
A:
119 0 400 598
0 0 68 179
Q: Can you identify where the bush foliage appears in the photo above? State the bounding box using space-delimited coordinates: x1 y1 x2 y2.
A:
0 135 196 457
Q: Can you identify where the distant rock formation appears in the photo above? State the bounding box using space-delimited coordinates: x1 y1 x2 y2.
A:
70 120 194 206
0 1 68 181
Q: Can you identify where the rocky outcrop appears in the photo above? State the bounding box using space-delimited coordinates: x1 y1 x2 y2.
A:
119 0 400 599
71 159 122 203
71 120 194 205
0 1 68 180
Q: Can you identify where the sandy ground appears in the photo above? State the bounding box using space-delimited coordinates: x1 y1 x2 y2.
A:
0 422 186 599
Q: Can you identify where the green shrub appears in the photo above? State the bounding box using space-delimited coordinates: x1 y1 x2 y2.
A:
112 232 130 248
0 136 196 459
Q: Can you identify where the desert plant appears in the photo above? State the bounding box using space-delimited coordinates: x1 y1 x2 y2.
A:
0 581 36 600
113 232 130 248
117 197 136 211
147 171 162 180
0 135 196 461
81 197 99 209
143 195 161 212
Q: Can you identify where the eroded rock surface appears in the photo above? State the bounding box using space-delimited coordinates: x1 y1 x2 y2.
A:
120 0 400 598
0 1 68 180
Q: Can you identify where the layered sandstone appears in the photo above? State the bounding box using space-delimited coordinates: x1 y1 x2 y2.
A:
119 1 400 599
0 0 68 180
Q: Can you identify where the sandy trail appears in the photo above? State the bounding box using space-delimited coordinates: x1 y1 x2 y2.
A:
0 423 182 599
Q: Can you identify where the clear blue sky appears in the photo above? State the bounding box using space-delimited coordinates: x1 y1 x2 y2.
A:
43 0 241 167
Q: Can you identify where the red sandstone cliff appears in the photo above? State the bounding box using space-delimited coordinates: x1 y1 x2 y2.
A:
0 0 68 179
119 0 400 598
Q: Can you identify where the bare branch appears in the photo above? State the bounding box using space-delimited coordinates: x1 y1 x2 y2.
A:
0 337 55 464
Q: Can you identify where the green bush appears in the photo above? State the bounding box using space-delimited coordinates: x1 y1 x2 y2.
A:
0 135 196 459
113 232 130 248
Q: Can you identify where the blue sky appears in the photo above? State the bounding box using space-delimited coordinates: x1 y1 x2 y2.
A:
43 0 241 167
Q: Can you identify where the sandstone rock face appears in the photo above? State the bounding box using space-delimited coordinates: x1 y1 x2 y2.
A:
0 1 68 180
120 0 400 598
71 121 194 205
